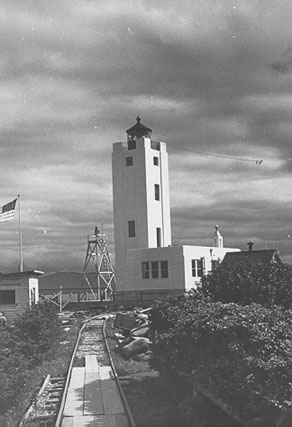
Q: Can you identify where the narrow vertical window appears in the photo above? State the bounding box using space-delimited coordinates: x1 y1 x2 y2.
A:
161 261 169 278
154 184 160 201
192 259 204 277
151 261 159 278
192 260 196 277
125 156 133 166
128 220 135 238
153 156 159 166
197 258 203 277
128 139 136 150
142 262 150 279
156 227 161 247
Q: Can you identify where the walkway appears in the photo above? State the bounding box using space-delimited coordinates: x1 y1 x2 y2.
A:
61 354 129 427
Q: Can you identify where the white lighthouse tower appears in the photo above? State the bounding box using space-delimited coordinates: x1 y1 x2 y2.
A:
112 116 171 270
111 117 240 302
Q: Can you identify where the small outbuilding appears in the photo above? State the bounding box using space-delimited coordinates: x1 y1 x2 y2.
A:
223 242 282 266
0 270 44 324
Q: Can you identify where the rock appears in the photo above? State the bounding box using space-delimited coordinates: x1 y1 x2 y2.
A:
120 337 150 359
130 324 150 338
131 353 152 362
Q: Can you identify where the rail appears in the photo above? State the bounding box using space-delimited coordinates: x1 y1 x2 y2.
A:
55 314 136 427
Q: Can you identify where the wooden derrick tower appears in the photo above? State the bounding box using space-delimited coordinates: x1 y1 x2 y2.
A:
80 226 116 301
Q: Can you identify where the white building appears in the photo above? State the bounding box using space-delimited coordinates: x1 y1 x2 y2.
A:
112 117 240 303
0 270 43 324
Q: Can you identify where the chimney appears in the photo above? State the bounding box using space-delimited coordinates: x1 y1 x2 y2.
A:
213 225 223 248
247 241 254 252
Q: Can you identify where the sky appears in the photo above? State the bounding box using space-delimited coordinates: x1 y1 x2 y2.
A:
1 0 292 273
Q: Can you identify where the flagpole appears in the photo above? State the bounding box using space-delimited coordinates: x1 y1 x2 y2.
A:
18 195 23 272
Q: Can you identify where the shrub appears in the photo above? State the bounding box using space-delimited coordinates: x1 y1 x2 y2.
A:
202 257 292 308
150 296 292 425
13 301 61 364
0 330 30 414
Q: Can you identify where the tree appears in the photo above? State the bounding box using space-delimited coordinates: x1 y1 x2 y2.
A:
202 257 292 308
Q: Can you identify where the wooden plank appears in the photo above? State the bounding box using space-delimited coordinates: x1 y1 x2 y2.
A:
61 416 74 427
63 367 85 417
101 379 125 415
85 354 99 373
114 414 129 427
70 415 119 427
72 415 95 427
84 372 104 415
99 366 112 380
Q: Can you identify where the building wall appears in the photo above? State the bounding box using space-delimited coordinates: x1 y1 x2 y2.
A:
0 274 41 324
144 140 171 248
0 279 29 324
115 245 240 295
182 245 240 290
112 137 171 277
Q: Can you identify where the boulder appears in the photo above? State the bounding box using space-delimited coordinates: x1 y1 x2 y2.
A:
130 324 150 338
120 337 150 359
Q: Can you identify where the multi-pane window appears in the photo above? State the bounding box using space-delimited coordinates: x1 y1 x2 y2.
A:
142 260 169 279
153 156 159 166
142 262 150 279
154 184 160 201
192 259 204 277
0 290 15 304
160 261 169 278
125 156 133 166
128 220 135 238
151 261 159 278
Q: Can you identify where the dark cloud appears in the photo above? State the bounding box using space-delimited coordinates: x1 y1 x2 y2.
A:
1 0 292 271
270 47 292 74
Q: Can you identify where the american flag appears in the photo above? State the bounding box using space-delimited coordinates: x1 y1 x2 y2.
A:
0 198 17 222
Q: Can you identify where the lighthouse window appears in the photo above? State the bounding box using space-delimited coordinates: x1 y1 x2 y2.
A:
128 220 135 238
128 139 136 150
154 184 160 201
153 156 159 166
126 156 133 166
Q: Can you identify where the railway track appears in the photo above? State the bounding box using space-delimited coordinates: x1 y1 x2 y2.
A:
20 313 135 427
20 311 247 427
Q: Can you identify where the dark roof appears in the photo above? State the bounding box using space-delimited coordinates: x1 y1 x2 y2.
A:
126 116 152 139
223 249 282 265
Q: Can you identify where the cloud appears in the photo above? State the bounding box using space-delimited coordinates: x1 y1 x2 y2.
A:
1 0 292 271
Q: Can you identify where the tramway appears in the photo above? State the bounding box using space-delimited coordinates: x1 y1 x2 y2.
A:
20 314 135 427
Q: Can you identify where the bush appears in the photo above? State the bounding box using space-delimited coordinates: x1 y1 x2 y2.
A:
13 301 61 364
150 296 292 425
0 329 30 414
0 302 62 416
202 257 292 308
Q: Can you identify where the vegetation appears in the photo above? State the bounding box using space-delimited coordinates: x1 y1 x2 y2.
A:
13 301 61 365
202 257 292 308
0 302 81 426
150 261 292 426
